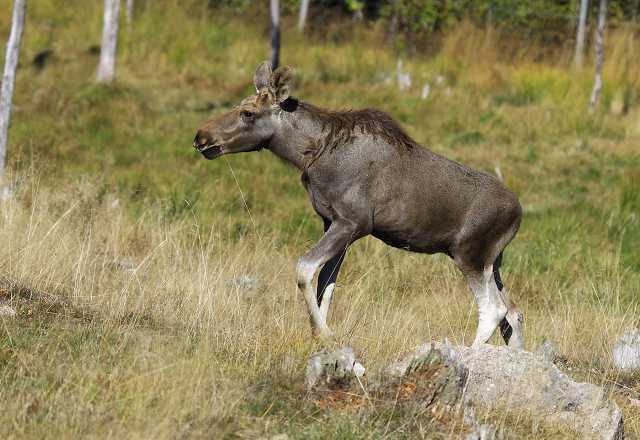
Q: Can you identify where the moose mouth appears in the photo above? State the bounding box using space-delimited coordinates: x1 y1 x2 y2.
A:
199 145 223 160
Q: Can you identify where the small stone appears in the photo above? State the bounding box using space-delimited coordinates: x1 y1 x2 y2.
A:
396 60 411 91
466 424 499 440
0 186 11 202
306 346 364 390
227 275 260 291
421 83 431 100
353 361 366 377
613 328 640 371
112 259 136 273
0 304 17 317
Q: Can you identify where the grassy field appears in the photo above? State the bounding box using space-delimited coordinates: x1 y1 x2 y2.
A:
1 1 639 438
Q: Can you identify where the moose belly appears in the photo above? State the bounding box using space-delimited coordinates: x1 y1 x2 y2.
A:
371 226 454 255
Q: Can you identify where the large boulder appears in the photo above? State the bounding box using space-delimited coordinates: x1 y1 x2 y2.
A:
387 342 623 440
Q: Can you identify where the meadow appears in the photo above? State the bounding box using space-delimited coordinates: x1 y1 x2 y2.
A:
0 1 639 438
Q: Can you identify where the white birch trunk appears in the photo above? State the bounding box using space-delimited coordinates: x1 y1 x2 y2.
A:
0 0 27 181
96 0 121 83
270 0 280 70
574 0 589 68
589 0 607 109
298 0 310 33
126 0 134 24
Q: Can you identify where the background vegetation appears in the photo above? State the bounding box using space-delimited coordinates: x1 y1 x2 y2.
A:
0 0 639 438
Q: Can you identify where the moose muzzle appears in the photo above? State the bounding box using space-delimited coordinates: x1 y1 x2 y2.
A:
193 130 223 160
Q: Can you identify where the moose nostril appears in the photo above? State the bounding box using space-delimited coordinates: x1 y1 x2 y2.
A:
195 129 216 149
193 133 208 149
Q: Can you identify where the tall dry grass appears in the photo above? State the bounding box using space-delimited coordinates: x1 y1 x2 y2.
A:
1 173 638 438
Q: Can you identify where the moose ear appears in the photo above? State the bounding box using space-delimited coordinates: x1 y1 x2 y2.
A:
253 61 272 92
269 66 294 103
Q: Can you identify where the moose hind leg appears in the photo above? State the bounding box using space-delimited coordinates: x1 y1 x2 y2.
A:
463 267 508 347
493 254 524 349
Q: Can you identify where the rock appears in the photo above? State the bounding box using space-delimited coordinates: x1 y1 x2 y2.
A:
428 342 623 440
463 403 501 439
0 186 11 202
396 60 411 91
306 346 365 390
535 339 559 364
421 83 431 100
465 423 499 440
0 304 17 317
112 259 136 273
613 327 640 371
383 342 467 408
227 275 260 291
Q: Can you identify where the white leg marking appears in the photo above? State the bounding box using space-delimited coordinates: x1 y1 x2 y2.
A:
472 267 507 347
296 258 333 338
319 282 335 323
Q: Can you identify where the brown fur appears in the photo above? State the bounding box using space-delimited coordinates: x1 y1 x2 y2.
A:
193 62 525 348
297 102 416 169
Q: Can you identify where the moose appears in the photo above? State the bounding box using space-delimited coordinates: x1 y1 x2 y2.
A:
193 62 524 349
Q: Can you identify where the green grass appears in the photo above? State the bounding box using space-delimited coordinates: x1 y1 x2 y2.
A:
1 1 639 438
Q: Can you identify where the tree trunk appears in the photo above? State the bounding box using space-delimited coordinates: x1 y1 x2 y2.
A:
0 0 27 182
126 0 134 24
574 0 589 68
487 0 495 28
589 0 607 109
97 0 121 83
298 0 310 33
387 0 399 43
270 0 280 70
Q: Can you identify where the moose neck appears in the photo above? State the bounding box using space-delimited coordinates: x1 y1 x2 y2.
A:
266 99 320 171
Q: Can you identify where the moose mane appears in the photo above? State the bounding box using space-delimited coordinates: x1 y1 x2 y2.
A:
293 101 417 168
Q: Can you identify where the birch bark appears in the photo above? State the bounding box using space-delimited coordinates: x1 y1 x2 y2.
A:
0 0 27 181
96 0 121 83
271 0 280 70
298 0 310 33
574 0 589 68
589 0 607 109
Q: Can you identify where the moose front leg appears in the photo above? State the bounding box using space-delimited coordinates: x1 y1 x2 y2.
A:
296 219 356 340
317 251 345 323
317 219 346 323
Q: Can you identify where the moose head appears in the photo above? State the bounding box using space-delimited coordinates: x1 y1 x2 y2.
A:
193 62 294 160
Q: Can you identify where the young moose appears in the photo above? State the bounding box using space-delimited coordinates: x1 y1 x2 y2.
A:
194 62 524 349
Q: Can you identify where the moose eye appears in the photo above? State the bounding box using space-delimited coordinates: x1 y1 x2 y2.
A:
241 110 254 119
